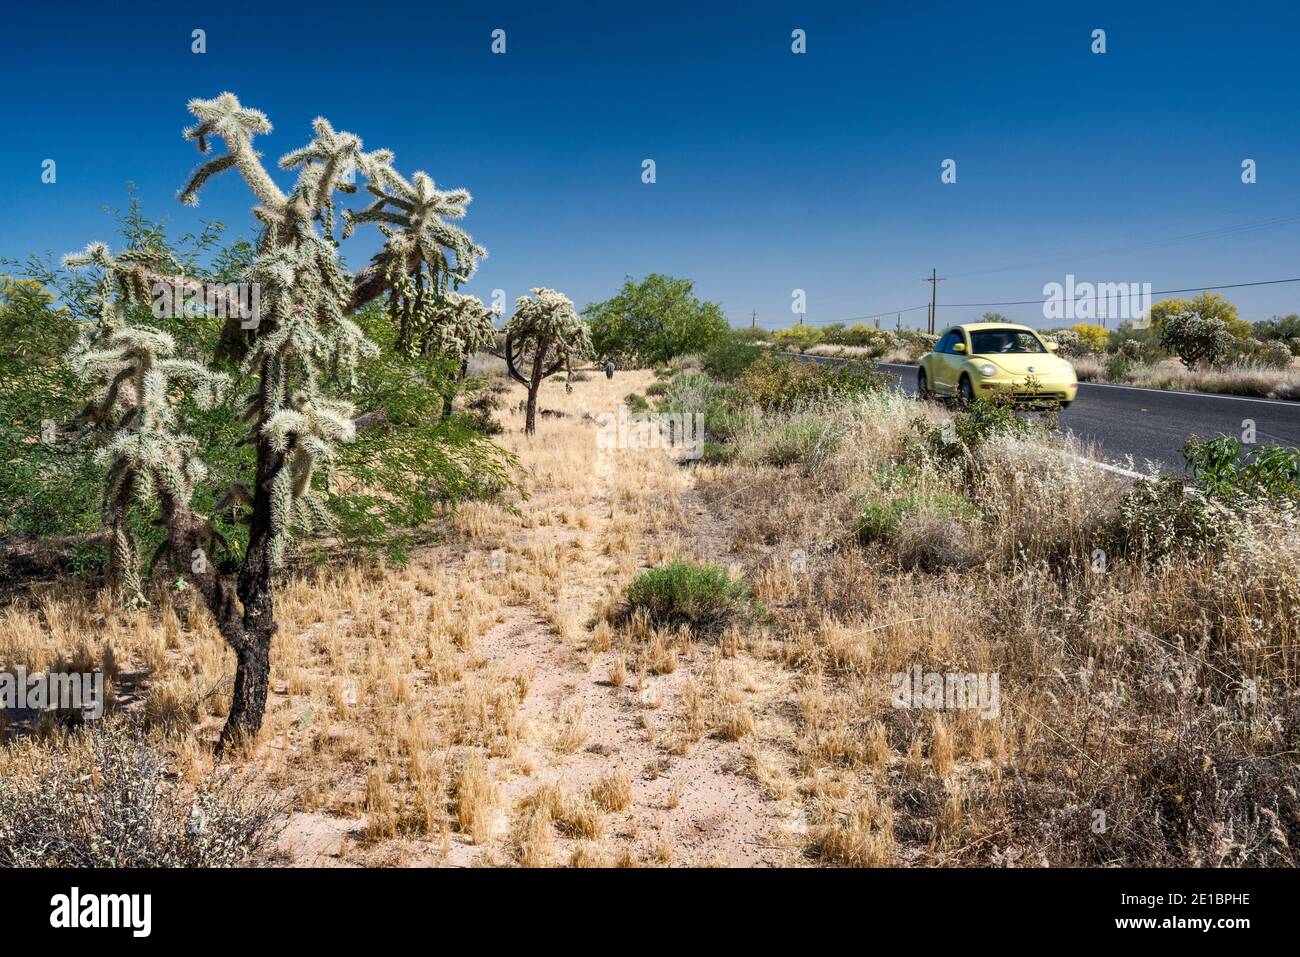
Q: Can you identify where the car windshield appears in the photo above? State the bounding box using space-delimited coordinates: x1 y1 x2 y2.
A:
969 330 1046 355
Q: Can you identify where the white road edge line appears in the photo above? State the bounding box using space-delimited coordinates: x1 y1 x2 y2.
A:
1062 452 1155 482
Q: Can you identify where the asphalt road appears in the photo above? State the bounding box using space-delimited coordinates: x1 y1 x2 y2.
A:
798 355 1300 475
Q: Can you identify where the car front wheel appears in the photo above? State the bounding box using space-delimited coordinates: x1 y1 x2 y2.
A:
958 374 975 404
917 367 930 398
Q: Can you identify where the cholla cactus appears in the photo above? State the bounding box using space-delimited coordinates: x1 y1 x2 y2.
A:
67 310 229 605
392 284 496 364
1159 310 1234 369
504 289 593 435
62 93 488 750
346 168 485 356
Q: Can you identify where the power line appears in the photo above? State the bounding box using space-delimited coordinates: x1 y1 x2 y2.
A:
796 276 1300 328
942 276 1300 308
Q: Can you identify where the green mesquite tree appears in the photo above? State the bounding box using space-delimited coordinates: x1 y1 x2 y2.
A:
504 289 592 435
64 93 483 750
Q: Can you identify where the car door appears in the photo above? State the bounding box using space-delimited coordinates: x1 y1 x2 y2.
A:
931 330 961 393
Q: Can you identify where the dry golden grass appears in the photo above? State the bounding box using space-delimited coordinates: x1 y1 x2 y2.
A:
590 767 633 812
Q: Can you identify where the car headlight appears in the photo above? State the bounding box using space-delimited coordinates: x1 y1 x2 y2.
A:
978 364 996 377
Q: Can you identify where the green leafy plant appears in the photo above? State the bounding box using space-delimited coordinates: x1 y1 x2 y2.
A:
1183 434 1300 502
585 274 728 366
899 331 939 362
754 416 843 471
1111 476 1229 561
701 330 764 380
737 353 884 412
856 493 976 545
625 560 755 633
771 325 823 352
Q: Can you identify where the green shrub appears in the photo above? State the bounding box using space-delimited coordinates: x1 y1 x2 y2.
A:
1253 340 1294 370
756 416 843 470
857 493 976 545
913 396 1031 463
857 501 902 544
1104 353 1133 381
840 324 897 354
657 371 753 441
625 561 754 632
701 441 734 464
623 392 650 413
702 331 764 381
737 353 884 412
645 380 668 396
584 274 728 366
899 331 939 362
704 405 759 443
772 325 823 352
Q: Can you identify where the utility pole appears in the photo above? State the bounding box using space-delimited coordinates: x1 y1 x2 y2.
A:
751 310 757 330
922 268 945 334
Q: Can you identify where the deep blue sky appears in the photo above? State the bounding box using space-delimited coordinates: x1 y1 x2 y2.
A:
2 0 1299 329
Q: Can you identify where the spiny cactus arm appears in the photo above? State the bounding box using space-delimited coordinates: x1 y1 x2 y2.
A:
343 205 410 231
182 93 286 210
278 117 372 228
64 243 179 319
178 153 238 207
356 148 397 188
77 365 136 426
435 186 472 212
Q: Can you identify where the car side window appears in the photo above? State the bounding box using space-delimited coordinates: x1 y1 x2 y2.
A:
938 331 959 354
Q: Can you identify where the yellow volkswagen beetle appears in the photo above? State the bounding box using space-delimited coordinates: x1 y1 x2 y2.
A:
917 322 1078 407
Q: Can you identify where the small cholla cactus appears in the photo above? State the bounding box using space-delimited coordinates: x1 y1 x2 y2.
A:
61 93 488 750
1159 310 1234 369
346 168 485 358
504 288 593 435
390 282 496 365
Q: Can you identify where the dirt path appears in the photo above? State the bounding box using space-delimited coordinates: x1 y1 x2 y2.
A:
443 413 794 866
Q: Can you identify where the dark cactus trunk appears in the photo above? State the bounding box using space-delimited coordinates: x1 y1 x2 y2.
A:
221 631 272 750
524 341 549 435
217 355 285 753
504 332 565 437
